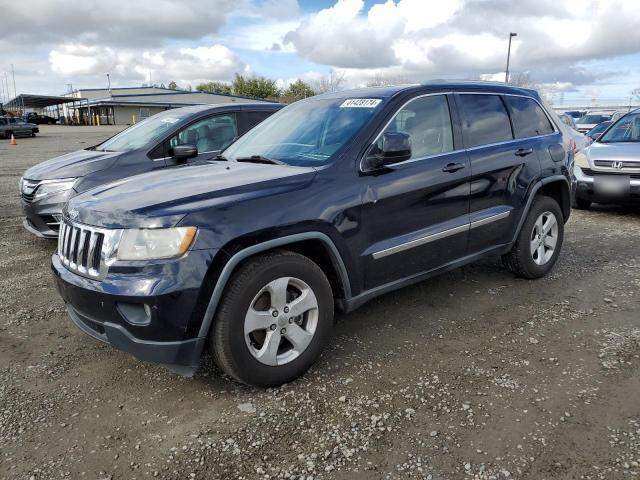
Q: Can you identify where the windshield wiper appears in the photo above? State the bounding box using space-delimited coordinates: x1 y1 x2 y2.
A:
235 155 285 165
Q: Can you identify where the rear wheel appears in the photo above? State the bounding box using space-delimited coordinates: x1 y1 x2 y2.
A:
211 250 334 387
503 196 564 279
5 130 12 140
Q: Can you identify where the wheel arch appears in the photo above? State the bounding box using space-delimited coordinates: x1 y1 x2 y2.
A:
511 175 571 244
196 232 351 340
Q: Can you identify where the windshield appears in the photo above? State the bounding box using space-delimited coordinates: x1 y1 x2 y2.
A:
223 97 382 166
96 109 193 152
588 122 609 135
599 113 640 143
577 114 611 125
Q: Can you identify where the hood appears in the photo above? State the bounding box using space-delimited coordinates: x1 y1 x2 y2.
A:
23 149 122 181
66 161 317 229
587 142 640 162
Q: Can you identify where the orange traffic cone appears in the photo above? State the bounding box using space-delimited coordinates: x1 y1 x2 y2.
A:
9 134 17 145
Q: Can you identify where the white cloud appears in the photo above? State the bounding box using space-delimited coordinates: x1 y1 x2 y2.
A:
284 0 640 89
49 43 247 86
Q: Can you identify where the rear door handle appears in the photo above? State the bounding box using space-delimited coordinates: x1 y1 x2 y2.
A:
515 148 534 157
442 162 466 173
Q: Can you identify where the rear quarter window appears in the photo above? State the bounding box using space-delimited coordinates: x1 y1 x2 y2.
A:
458 94 513 148
505 96 554 138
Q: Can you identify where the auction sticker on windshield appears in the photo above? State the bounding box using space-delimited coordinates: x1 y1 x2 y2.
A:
340 99 382 108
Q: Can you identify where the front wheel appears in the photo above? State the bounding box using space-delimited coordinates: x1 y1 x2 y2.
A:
503 196 564 279
211 250 334 387
32 130 37 137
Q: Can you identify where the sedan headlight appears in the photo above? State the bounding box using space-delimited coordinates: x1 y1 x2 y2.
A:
117 227 197 261
34 178 77 198
574 151 590 169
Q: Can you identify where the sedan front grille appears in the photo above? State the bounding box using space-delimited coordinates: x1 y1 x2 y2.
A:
594 160 640 170
21 179 39 204
58 221 121 279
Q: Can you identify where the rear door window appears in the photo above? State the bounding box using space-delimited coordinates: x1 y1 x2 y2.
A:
504 96 554 138
240 110 276 133
458 94 513 148
168 114 238 154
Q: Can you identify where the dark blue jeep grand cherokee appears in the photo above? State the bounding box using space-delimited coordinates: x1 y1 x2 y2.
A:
52 82 574 386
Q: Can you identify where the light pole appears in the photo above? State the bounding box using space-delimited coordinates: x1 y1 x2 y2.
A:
106 73 111 95
505 32 517 83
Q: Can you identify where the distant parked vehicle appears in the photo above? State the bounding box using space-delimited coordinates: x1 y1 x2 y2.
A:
575 111 613 133
610 110 632 123
565 110 586 121
20 103 283 238
573 109 640 208
586 121 612 141
0 116 39 138
25 112 58 125
558 113 577 130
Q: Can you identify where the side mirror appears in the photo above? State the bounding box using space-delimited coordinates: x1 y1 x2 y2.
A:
172 144 198 162
365 132 412 170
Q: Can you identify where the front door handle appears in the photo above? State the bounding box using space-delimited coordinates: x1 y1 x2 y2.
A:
515 148 534 157
442 162 466 173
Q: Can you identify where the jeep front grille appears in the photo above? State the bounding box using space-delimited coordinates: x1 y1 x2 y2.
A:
58 221 121 279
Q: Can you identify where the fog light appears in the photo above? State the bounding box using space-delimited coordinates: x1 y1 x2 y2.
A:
116 302 152 326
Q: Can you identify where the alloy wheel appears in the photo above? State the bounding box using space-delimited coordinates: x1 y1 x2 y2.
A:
530 211 558 266
244 276 319 366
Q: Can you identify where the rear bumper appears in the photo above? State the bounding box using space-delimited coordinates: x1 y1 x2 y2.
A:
574 166 640 204
51 248 217 375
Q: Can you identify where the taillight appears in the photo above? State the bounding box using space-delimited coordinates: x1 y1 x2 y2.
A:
570 138 577 155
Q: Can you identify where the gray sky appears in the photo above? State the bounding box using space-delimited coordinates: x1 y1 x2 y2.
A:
2 0 640 106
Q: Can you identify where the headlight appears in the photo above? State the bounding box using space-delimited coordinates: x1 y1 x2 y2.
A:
34 178 77 198
117 227 197 261
574 152 590 169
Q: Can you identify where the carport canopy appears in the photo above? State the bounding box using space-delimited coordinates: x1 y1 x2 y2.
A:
3 94 79 110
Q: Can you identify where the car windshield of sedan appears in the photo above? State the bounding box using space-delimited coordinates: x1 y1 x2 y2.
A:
598 113 640 143
95 109 193 152
223 97 382 166
576 114 611 125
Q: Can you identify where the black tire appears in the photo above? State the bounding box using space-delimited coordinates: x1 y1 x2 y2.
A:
572 196 591 210
5 130 12 140
32 130 37 137
211 250 334 387
502 195 564 279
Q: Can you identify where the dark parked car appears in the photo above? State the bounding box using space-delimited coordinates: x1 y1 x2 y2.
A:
52 82 573 386
585 120 612 141
25 112 58 125
573 109 640 208
1 116 39 138
20 103 283 238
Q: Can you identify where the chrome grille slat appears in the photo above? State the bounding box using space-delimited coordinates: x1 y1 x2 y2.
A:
57 220 121 280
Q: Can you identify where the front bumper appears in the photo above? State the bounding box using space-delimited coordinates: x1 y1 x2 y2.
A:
51 249 217 374
574 165 640 204
21 189 73 238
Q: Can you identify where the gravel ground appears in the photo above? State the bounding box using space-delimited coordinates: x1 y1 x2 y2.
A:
1 126 639 480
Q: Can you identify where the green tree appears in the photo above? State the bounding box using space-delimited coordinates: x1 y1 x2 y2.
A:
196 81 232 95
168 81 178 90
281 79 315 103
232 74 280 99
